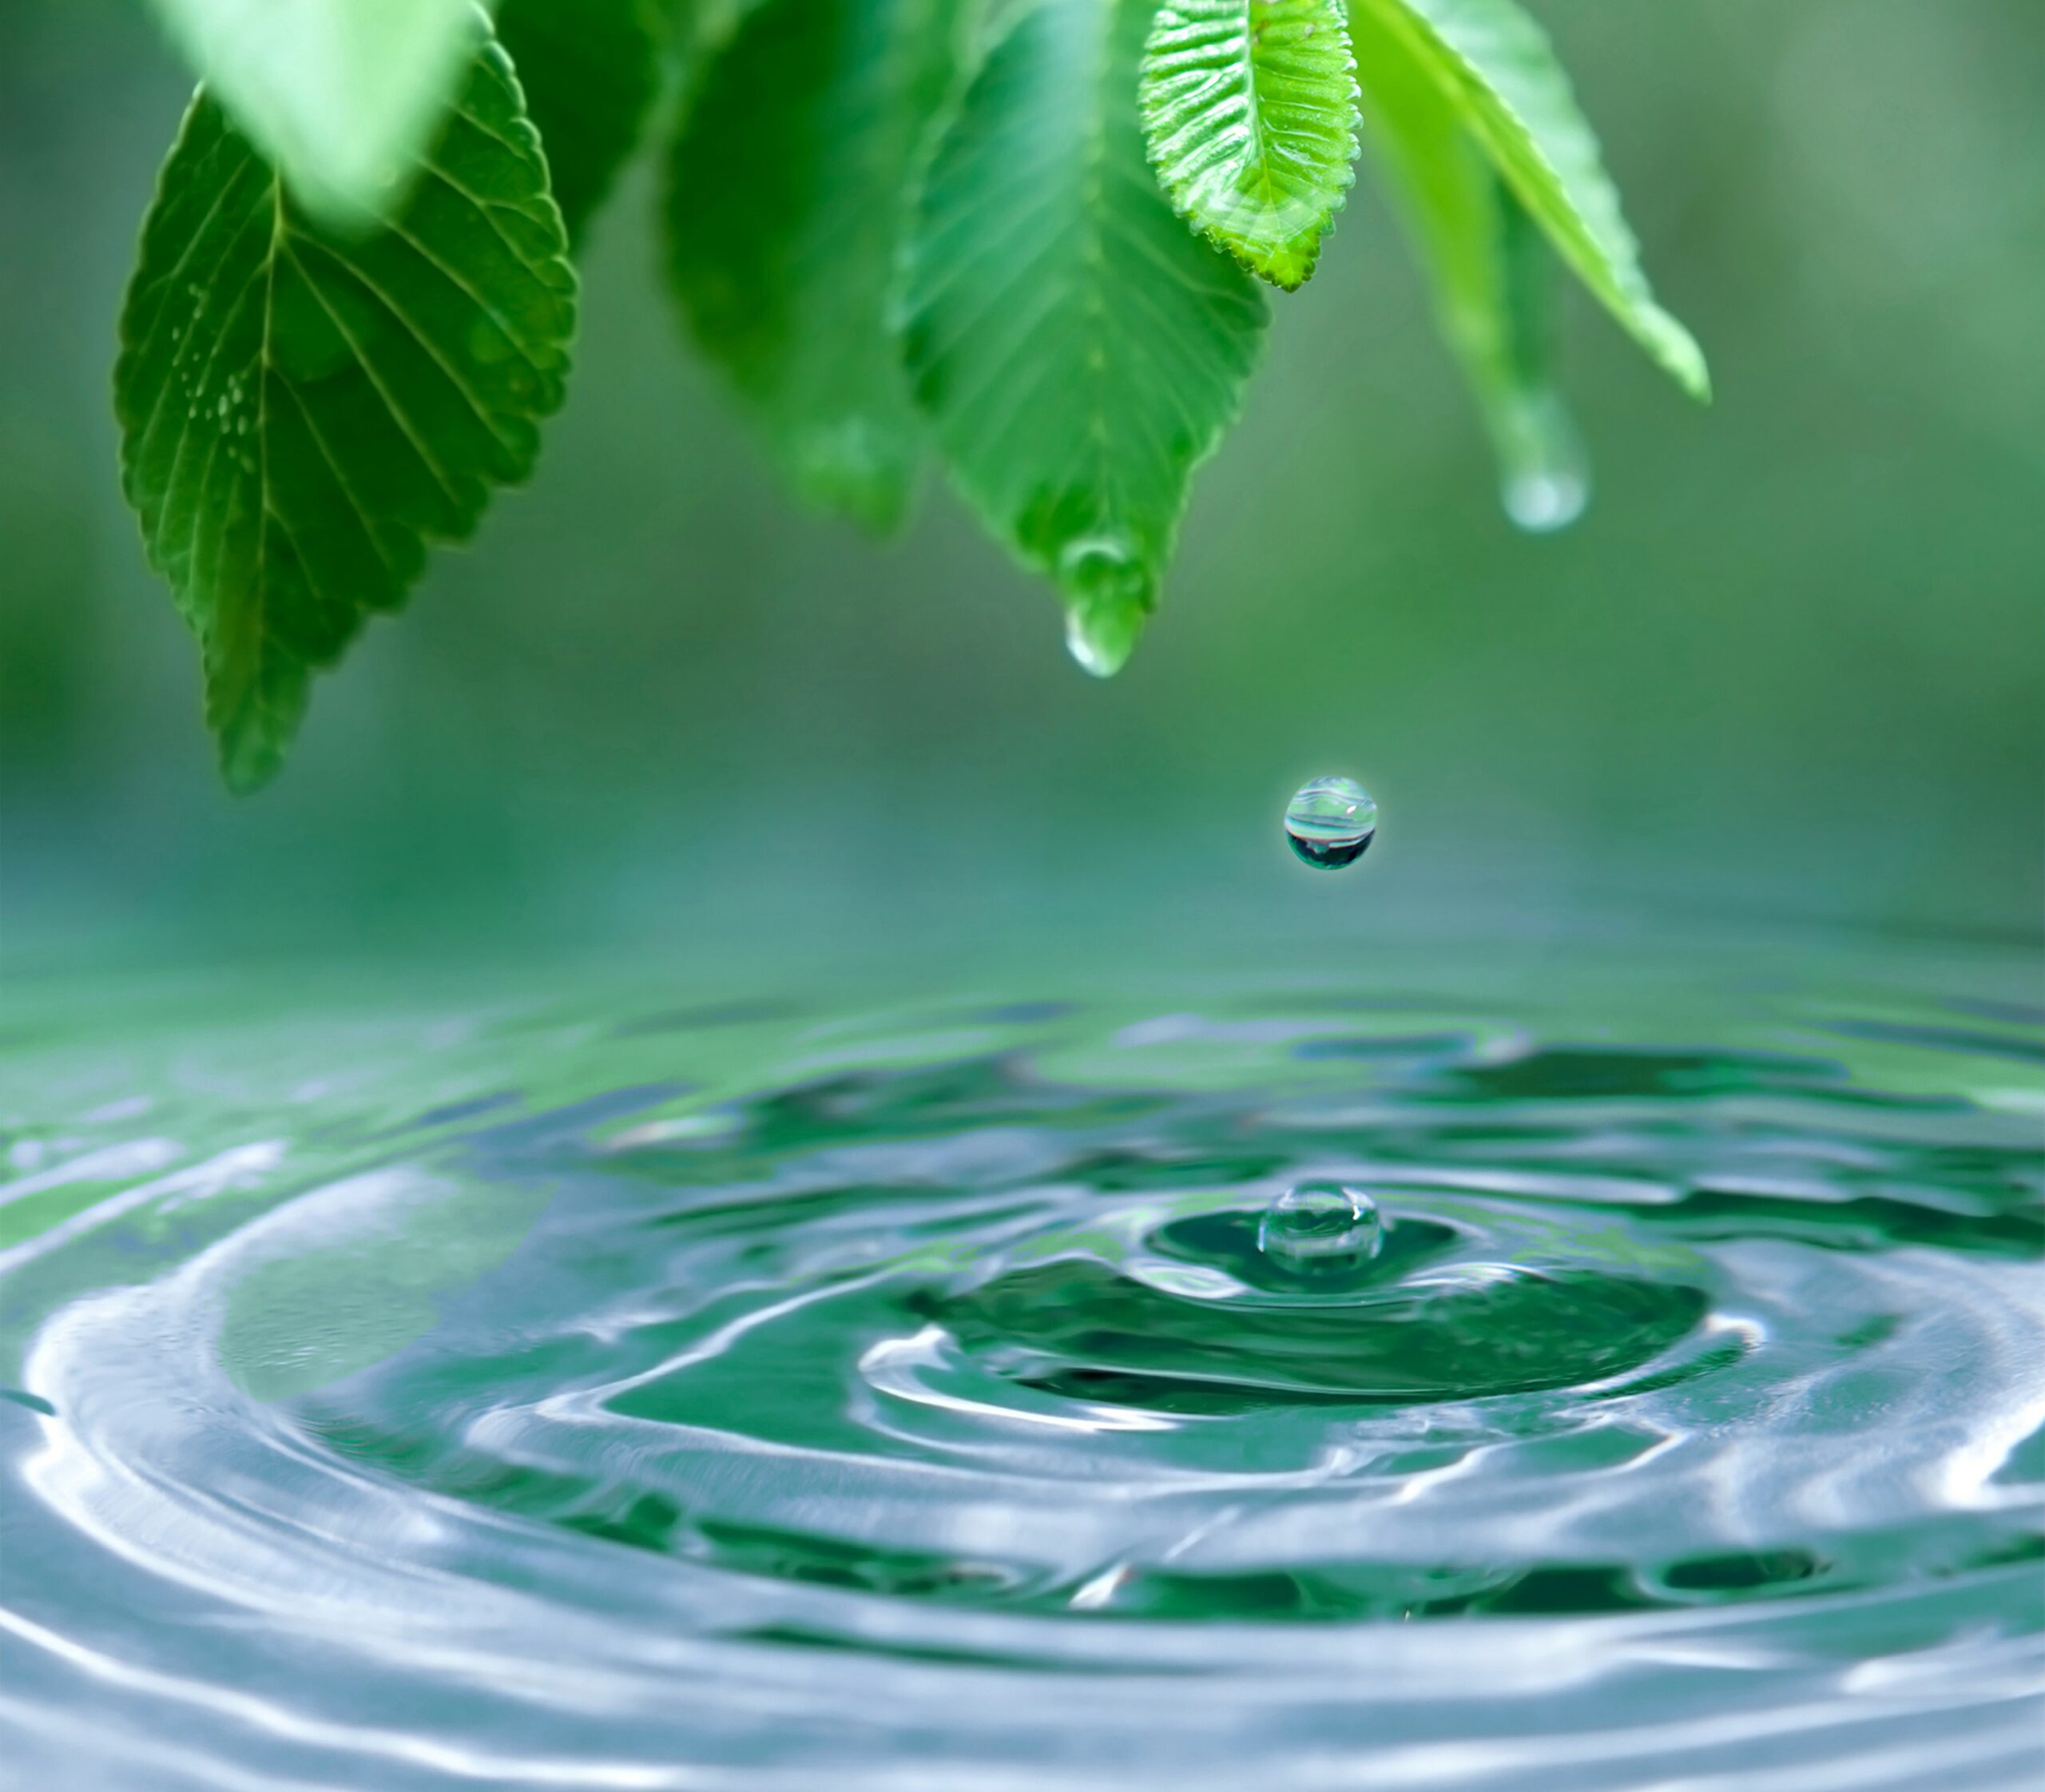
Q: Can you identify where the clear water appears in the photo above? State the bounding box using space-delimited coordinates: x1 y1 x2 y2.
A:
1258 1180 1384 1271
1284 777 1379 869
2 934 2040 1790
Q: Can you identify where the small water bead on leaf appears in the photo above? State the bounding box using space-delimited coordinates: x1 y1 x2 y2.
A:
1284 776 1377 868
1258 1181 1383 1272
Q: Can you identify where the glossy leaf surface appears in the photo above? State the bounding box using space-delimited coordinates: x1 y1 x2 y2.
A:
116 45 577 789
1141 0 1361 289
900 0 1268 672
497 0 668 245
666 0 967 531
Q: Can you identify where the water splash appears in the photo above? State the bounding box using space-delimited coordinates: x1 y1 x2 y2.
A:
1257 1181 1383 1271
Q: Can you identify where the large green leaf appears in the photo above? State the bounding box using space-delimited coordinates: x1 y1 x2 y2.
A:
665 0 967 533
1352 0 1584 529
496 0 668 246
116 43 577 792
900 0 1269 673
1354 0 1707 400
1140 0 1361 291
142 0 482 225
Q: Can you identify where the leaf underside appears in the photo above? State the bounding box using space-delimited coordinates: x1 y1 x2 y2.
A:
1142 0 1361 290
1352 0 1586 526
115 42 576 791
495 0 667 247
1356 0 1708 401
142 0 482 224
666 0 967 534
900 0 1269 673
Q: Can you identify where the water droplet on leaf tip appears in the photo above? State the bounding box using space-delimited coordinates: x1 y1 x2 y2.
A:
1258 1182 1383 1271
1285 775 1377 869
1063 609 1127 677
1058 538 1147 677
1502 466 1589 534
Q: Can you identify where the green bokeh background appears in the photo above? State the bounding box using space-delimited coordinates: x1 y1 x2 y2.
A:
3 0 2040 968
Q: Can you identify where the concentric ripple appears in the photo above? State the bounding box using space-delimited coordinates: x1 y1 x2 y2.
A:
1 940 2040 1790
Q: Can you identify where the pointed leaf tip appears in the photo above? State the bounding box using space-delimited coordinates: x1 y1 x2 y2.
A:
1357 0 1708 400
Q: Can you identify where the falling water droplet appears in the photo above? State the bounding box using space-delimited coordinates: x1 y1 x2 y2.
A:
1284 776 1377 868
1258 1182 1383 1272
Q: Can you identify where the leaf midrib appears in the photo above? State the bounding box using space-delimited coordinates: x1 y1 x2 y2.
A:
249 173 280 729
1241 4 1280 217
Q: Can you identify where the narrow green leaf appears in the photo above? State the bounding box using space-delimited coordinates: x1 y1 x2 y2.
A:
1354 0 1708 400
115 44 577 792
900 0 1269 673
1140 0 1361 291
495 0 667 246
1352 0 1585 528
665 0 967 533
141 0 482 225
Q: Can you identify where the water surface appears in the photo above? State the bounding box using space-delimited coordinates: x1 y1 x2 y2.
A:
2 933 2039 1789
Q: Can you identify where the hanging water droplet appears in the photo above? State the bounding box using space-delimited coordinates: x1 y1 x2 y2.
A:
1058 535 1147 677
1258 1182 1383 1272
1063 609 1125 677
1496 393 1590 534
1284 776 1377 868
1502 459 1589 534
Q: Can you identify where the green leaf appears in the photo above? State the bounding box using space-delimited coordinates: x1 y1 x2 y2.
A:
495 0 667 246
900 0 1269 673
1140 0 1361 291
141 0 483 225
115 43 578 793
665 0 967 533
1353 0 1708 400
1352 0 1585 528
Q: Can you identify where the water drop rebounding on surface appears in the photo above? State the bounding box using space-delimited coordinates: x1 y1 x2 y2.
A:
1258 1182 1384 1272
1285 776 1377 868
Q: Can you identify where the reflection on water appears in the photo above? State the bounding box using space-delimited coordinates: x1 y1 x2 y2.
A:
1 936 2040 1789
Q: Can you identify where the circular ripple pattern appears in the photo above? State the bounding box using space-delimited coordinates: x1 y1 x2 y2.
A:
1 946 2041 1790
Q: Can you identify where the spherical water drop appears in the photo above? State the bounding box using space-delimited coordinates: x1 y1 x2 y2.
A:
1258 1182 1383 1272
1284 776 1377 869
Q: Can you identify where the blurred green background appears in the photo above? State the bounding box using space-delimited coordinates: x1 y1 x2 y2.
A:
2 0 2040 971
